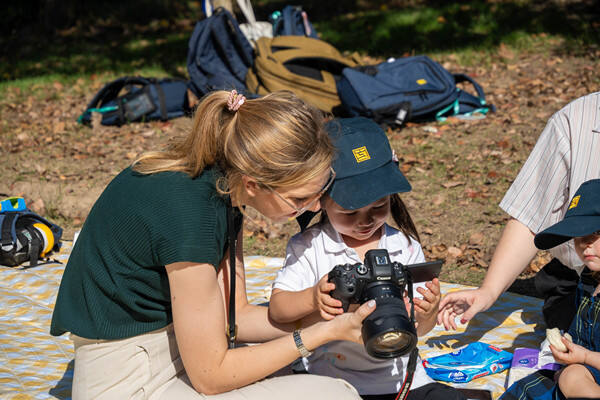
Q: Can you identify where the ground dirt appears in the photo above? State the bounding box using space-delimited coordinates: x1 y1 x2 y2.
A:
1 40 598 296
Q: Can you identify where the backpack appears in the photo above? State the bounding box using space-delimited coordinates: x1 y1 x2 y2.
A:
336 55 495 126
187 7 254 98
0 198 63 267
270 5 318 38
245 36 360 113
78 76 189 126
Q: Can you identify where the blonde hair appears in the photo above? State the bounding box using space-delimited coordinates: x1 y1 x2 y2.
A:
133 91 334 199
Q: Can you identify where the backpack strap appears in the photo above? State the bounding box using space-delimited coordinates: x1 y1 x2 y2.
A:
281 6 297 35
453 73 496 113
0 213 17 252
78 77 153 124
22 224 41 267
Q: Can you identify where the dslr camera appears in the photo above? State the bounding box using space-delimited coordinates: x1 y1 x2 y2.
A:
328 249 419 359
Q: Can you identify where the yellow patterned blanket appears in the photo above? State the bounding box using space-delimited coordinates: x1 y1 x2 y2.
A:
1 244 546 399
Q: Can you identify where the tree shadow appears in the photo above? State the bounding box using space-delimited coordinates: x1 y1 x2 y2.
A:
424 290 546 354
1 0 598 82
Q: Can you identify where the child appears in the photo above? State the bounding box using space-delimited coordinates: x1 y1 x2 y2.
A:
501 178 600 400
269 117 465 400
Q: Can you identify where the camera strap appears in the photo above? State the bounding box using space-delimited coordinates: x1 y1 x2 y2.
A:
226 204 238 349
395 347 419 400
395 275 417 400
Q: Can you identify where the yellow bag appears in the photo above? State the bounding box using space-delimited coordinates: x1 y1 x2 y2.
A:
246 36 361 113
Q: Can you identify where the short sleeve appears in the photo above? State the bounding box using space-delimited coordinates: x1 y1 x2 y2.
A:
273 235 318 292
145 172 228 269
499 113 571 233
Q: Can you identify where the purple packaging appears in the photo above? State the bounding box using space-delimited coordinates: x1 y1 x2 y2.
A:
511 348 561 371
506 348 561 388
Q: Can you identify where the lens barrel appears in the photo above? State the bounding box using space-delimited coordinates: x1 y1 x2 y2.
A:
360 282 417 358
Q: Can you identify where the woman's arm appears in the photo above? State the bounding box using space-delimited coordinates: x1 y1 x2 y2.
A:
166 261 374 395
438 218 538 329
216 227 299 342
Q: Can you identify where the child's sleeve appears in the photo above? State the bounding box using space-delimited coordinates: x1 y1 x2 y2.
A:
272 235 318 292
407 237 426 264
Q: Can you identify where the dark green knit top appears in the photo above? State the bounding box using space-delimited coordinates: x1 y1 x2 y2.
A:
50 166 238 339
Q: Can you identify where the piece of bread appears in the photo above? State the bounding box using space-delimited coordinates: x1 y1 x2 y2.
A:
546 328 573 352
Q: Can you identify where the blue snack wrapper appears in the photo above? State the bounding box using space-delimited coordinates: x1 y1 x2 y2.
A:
422 342 513 383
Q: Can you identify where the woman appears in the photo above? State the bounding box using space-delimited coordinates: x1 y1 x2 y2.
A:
50 90 373 399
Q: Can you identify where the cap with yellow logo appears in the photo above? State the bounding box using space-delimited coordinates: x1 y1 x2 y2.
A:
534 179 600 250
325 117 411 210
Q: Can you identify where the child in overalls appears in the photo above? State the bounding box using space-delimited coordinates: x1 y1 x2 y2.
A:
501 179 600 400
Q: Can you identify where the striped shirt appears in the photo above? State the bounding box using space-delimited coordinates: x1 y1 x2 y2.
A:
500 92 600 272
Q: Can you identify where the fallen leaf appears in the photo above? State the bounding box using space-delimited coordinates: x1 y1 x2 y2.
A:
442 181 465 188
447 246 463 258
469 232 485 245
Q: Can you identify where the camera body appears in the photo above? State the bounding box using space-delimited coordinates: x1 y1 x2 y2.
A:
328 248 417 359
328 249 410 311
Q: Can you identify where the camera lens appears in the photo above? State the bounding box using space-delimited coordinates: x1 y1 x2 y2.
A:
360 282 417 358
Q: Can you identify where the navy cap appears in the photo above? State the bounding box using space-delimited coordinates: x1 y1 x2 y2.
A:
534 179 600 250
325 117 411 210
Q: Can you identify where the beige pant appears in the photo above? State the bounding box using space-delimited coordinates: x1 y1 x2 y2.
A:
71 325 361 399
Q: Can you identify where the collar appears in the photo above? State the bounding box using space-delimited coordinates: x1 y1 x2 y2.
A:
320 221 406 258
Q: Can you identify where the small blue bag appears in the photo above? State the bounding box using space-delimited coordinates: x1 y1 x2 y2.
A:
422 342 513 383
270 5 318 38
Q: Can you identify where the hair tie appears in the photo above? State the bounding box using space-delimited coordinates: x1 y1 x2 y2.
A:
227 90 246 112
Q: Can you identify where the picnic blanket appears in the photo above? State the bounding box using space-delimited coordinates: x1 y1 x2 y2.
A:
1 242 547 399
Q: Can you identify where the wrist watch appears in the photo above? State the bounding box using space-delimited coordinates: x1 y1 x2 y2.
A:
293 329 313 358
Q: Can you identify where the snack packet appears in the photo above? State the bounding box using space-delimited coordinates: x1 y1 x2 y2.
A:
422 342 513 383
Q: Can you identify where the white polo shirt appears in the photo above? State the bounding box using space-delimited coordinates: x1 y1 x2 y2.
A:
500 92 600 272
273 221 434 395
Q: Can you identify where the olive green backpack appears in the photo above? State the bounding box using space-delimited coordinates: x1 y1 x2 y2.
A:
245 36 361 113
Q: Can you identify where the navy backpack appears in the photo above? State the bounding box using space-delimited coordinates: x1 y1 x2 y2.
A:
187 7 254 98
270 5 318 38
0 197 63 267
78 76 189 126
336 55 495 126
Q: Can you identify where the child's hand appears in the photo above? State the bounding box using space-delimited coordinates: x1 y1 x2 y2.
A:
313 275 344 320
551 337 589 365
413 278 441 320
405 278 440 335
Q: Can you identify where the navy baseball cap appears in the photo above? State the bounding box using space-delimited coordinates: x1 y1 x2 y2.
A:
325 117 411 210
534 179 600 250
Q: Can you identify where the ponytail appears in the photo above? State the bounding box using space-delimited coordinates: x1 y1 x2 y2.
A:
390 193 420 243
133 90 334 198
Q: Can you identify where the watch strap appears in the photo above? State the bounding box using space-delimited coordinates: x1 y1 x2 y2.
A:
293 329 313 358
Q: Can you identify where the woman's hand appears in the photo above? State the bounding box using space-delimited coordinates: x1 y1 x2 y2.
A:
327 300 376 344
313 275 344 320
